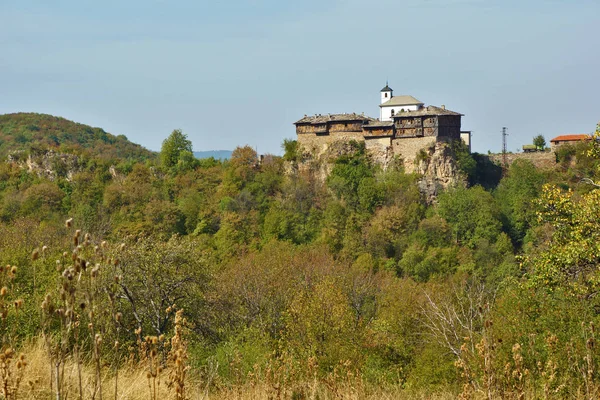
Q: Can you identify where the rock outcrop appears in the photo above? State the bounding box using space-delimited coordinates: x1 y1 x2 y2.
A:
414 141 466 203
296 138 466 203
7 150 81 181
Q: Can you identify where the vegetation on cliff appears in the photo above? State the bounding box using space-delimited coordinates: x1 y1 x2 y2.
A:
0 116 599 398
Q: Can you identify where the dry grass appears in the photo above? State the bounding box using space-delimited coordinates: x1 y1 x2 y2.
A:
13 339 457 400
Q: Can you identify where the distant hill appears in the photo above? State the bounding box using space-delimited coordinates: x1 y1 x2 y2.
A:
0 113 155 162
194 150 232 160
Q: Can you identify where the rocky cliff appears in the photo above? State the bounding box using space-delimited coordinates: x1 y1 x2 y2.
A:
295 138 466 202
414 141 467 203
7 150 81 181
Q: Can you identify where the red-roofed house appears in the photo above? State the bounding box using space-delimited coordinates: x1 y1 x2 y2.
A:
549 134 592 150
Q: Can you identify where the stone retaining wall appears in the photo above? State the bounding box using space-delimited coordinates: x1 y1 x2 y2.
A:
487 151 556 169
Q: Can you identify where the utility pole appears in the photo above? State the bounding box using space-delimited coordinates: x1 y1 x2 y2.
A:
502 127 508 169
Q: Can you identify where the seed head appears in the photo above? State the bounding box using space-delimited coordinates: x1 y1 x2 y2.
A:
65 218 73 228
31 249 39 261
0 287 7 297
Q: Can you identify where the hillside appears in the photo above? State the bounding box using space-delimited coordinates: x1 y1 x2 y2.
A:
0 112 155 161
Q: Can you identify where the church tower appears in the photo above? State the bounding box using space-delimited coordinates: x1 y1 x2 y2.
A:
380 82 393 105
380 82 393 120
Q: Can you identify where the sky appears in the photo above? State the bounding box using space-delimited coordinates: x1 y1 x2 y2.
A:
1 0 598 154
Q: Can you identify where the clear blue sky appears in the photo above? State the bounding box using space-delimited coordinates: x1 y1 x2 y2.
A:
1 0 598 154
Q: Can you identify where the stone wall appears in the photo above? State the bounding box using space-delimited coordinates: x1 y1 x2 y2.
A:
488 151 556 170
297 130 366 158
365 137 393 168
391 136 436 173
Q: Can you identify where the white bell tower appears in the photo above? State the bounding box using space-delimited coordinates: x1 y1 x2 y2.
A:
380 82 393 105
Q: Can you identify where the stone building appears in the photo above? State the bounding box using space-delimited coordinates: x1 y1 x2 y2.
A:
549 134 591 150
294 84 464 173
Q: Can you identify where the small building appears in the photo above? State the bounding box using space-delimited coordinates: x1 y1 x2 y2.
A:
549 134 592 150
379 84 424 121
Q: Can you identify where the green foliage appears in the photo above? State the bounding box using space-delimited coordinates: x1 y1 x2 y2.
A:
554 143 576 164
282 139 299 162
525 184 600 297
495 159 545 245
468 153 503 189
327 141 376 210
436 185 502 248
0 112 154 162
2 117 600 395
449 139 476 180
533 134 546 150
160 129 193 169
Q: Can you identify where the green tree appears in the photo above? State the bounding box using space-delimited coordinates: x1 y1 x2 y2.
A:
282 139 299 162
436 185 502 248
533 134 546 150
160 129 193 169
525 184 600 297
494 159 545 245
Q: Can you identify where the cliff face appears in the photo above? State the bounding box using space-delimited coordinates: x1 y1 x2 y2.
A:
297 140 362 183
414 141 467 203
296 139 466 202
7 150 81 181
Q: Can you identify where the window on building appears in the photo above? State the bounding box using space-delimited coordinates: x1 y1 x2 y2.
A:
390 109 395 116
385 93 388 98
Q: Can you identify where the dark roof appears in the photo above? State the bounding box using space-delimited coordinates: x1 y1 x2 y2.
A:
294 113 375 125
380 85 393 92
550 134 592 143
363 120 394 128
391 105 462 117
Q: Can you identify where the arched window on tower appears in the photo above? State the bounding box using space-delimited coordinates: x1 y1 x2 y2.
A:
385 93 388 98
390 109 395 116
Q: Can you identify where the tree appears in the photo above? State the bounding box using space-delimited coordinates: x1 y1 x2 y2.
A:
525 184 600 298
436 186 502 248
494 159 545 245
533 134 546 150
160 129 193 169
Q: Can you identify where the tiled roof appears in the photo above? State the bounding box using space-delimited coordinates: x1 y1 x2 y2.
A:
294 113 375 125
550 134 592 143
381 85 393 92
380 95 423 107
391 105 462 117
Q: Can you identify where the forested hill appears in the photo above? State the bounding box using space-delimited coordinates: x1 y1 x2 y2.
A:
0 112 155 161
